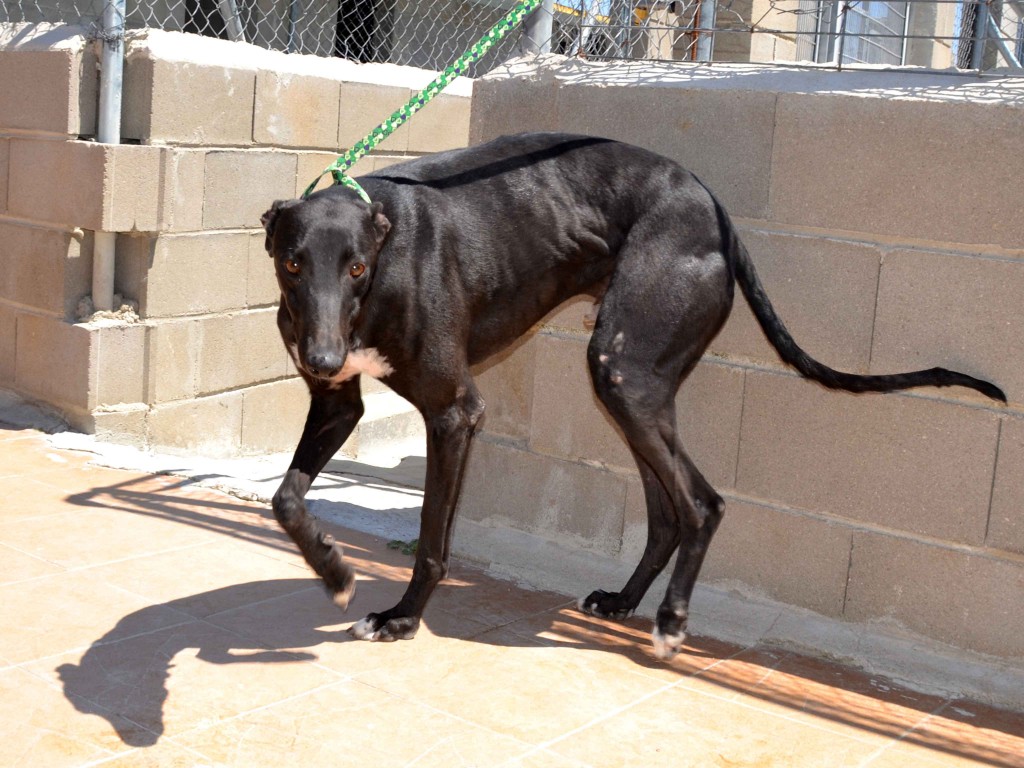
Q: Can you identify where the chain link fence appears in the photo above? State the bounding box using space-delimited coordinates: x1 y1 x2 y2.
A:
2 0 1022 72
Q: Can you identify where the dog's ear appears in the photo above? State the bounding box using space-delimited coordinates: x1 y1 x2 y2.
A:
261 199 297 254
370 202 391 247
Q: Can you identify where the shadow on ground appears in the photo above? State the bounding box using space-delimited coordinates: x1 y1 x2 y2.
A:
55 471 1024 766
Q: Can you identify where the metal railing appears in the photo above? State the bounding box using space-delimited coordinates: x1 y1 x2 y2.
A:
2 0 1022 73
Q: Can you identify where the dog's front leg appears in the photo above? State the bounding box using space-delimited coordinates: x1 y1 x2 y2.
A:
351 382 485 642
273 377 364 609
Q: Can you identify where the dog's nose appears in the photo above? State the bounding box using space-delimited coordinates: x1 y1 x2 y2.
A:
306 352 343 379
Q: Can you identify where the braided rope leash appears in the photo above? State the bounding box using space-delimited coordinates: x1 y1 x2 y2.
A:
302 0 543 203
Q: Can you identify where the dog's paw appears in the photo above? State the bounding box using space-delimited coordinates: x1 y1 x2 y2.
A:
349 613 420 642
319 537 357 611
651 626 687 660
576 590 635 620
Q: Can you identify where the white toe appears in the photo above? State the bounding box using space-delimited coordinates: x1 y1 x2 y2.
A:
350 616 380 641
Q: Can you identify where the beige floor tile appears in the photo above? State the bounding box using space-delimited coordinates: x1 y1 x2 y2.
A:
27 619 343 747
354 627 671 744
86 539 314 618
0 433 65 477
0 476 94 521
0 506 225 570
0 666 146 766
503 604 746 683
205 569 494 680
713 649 948 744
0 571 192 664
884 701 1024 768
88 740 218 767
176 679 532 767
549 681 885 768
0 540 65 584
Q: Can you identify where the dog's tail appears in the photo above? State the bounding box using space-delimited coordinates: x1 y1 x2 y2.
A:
720 204 1006 403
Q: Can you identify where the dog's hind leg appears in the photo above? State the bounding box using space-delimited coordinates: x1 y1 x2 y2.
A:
579 449 680 619
575 220 732 658
351 376 485 642
273 376 365 609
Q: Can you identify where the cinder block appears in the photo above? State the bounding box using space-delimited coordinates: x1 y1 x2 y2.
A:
989 417 1024 555
241 377 309 454
0 47 96 135
368 155 411 172
457 437 628 555
711 229 881 373
407 94 471 153
771 94 1024 248
556 85 777 218
148 390 244 457
122 53 256 146
146 318 200 403
203 151 298 230
676 360 746 490
117 232 249 317
530 333 745 483
295 151 343 198
247 230 280 307
471 76 558 145
158 149 206 232
471 333 538 443
0 305 15 384
94 323 147 407
736 371 1000 545
88 406 149 449
8 140 163 232
0 222 90 319
845 531 1024 659
15 313 92 410
0 138 9 213
871 249 1024 405
195 309 289 395
338 82 413 154
255 71 341 149
530 332 631 469
700 499 853 617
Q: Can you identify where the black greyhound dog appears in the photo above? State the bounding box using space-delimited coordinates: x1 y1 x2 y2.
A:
262 132 1005 658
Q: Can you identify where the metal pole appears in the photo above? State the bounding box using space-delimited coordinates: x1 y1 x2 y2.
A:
833 0 851 69
970 0 990 69
288 0 301 53
524 0 554 55
94 0 126 313
218 0 246 43
695 0 717 62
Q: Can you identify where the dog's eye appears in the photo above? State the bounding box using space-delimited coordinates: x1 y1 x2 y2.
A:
350 263 366 278
284 258 301 275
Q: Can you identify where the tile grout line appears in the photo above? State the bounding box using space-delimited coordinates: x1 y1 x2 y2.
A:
0 538 222 588
855 698 954 766
512 647 763 763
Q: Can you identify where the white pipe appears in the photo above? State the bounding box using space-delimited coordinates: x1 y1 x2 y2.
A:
93 0 126 312
218 0 246 43
523 0 554 55
696 0 717 62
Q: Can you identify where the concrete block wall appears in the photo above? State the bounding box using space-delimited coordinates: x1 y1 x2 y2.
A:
0 25 471 456
462 58 1024 669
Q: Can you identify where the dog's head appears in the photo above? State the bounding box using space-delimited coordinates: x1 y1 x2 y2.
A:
262 193 391 384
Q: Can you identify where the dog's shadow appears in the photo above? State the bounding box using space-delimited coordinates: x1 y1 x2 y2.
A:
55 574 676 748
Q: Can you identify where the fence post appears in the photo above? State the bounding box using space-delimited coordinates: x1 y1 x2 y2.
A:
695 0 717 61
523 0 554 55
93 0 126 312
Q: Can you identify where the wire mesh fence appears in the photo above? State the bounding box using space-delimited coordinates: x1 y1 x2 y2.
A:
2 0 1022 72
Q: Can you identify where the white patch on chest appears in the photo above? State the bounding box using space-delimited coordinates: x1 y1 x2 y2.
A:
330 347 395 386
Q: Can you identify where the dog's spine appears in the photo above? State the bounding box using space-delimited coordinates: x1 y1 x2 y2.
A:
719 205 1006 403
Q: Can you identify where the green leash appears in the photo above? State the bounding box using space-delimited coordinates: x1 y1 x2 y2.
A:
303 0 543 203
